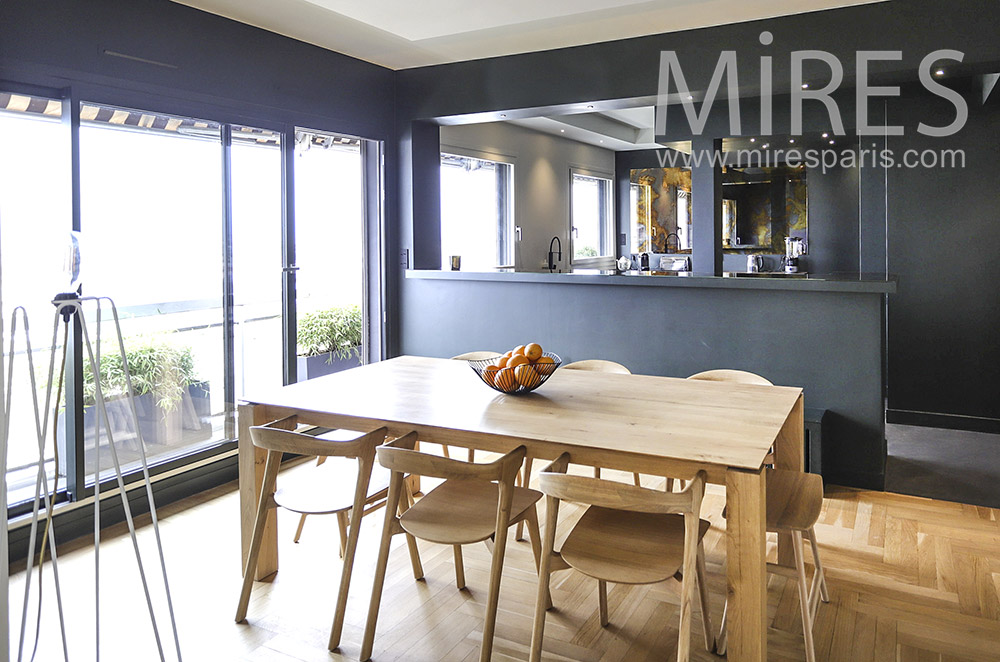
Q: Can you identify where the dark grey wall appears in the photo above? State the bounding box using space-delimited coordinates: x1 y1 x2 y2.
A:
885 90 1000 427
401 276 887 489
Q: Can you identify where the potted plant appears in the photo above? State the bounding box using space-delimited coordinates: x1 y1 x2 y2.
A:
57 336 212 459
296 305 363 381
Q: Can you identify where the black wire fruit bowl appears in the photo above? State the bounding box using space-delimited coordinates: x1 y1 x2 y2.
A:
468 352 562 394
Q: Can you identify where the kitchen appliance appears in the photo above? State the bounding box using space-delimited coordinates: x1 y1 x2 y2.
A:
638 252 651 271
746 254 763 273
784 237 806 273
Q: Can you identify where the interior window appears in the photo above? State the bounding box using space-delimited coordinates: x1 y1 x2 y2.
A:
440 153 513 271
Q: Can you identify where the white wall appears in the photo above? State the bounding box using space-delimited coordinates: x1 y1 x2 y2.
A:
440 122 615 272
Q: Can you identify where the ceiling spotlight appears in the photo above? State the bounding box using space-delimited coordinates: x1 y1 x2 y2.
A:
499 113 506 118
587 104 594 109
801 83 810 89
789 139 795 144
687 95 693 100
935 69 945 76
750 137 756 143
560 129 565 132
822 132 829 138
599 139 604 143
762 143 769 149
829 139 835 145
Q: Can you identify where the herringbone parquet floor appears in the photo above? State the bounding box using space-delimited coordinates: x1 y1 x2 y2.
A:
9 460 1000 662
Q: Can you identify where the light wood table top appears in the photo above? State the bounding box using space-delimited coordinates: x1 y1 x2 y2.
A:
244 355 801 482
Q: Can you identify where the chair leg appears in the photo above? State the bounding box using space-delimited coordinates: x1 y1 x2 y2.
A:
293 513 308 543
235 451 281 623
479 511 513 662
716 598 728 656
336 511 349 559
529 498 560 662
793 530 817 662
523 505 552 610
515 455 534 542
454 545 466 589
598 580 609 627
329 456 376 651
361 475 407 662
695 541 715 653
399 481 424 580
806 527 830 603
676 513 699 662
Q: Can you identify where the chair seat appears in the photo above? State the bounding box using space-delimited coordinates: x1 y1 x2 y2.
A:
400 478 542 545
766 468 823 531
560 506 710 585
275 458 391 514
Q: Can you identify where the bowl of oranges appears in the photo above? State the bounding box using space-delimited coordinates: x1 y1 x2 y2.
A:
469 343 561 395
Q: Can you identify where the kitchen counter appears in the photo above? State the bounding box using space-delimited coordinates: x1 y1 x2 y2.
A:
406 268 897 294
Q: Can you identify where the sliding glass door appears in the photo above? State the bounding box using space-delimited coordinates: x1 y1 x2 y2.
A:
291 129 367 382
1 93 383 509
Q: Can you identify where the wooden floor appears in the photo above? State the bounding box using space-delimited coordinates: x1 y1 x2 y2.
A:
9 460 1000 662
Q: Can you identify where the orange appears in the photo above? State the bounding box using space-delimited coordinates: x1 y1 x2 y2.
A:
515 364 541 389
524 343 543 361
482 365 500 385
494 367 518 392
507 354 529 369
512 344 526 356
497 355 510 368
534 355 556 375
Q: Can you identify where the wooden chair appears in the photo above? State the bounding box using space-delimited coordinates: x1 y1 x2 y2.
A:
529 454 715 662
291 428 374 547
451 351 501 461
236 420 415 652
361 437 544 662
717 468 829 662
562 358 631 375
687 368 773 386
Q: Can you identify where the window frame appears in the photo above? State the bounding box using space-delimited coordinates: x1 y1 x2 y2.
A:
569 166 615 268
439 146 516 270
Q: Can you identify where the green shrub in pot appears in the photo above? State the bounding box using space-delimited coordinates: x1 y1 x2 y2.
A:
82 336 198 412
297 305 363 363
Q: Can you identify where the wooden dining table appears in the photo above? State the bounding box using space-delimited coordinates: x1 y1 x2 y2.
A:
238 355 805 662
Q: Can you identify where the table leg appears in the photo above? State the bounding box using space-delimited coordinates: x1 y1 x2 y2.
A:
239 404 279 580
726 467 766 662
774 393 804 567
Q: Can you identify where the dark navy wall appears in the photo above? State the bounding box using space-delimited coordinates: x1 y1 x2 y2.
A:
401 275 887 489
0 0 394 140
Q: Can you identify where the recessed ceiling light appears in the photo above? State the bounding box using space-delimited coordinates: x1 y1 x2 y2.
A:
599 139 604 143
822 132 829 138
801 83 810 89
750 137 756 143
762 143 769 149
935 69 945 76
499 113 506 118
789 139 795 144
829 140 835 145
687 95 693 100
560 129 565 132
587 105 594 109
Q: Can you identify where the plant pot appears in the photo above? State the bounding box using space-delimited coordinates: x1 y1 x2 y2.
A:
296 349 362 382
57 381 213 474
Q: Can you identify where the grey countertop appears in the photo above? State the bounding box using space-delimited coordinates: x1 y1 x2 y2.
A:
405 268 897 294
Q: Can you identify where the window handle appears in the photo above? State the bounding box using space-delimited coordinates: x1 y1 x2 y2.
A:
572 227 579 238
515 226 522 241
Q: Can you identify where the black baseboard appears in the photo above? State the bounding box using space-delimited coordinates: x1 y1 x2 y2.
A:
887 409 1000 435
7 454 239 567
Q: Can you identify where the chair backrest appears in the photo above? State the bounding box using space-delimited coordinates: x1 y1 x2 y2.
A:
377 433 525 485
538 453 706 516
250 418 388 458
687 369 772 386
563 359 631 375
451 351 501 361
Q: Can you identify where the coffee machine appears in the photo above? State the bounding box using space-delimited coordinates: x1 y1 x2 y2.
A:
783 237 806 273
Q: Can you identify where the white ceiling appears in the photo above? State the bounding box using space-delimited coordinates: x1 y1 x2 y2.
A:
173 0 886 70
